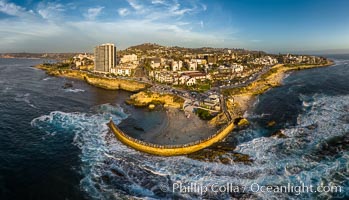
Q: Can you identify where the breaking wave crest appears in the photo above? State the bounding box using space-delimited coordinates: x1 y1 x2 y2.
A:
31 94 349 199
236 93 349 199
64 88 85 93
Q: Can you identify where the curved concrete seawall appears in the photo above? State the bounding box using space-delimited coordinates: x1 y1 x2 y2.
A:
108 120 235 156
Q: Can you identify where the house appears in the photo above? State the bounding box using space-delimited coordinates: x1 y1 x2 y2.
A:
171 60 183 71
205 55 217 65
191 58 207 65
208 94 220 103
173 74 180 85
73 53 94 68
155 72 174 84
178 72 207 86
231 64 244 72
183 72 207 81
110 67 132 76
218 65 233 74
120 54 138 63
188 61 198 71
179 75 190 85
186 77 196 86
252 56 278 65
150 58 162 69
75 60 82 68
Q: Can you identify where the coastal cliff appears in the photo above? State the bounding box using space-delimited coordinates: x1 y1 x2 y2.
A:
84 75 147 91
35 64 148 92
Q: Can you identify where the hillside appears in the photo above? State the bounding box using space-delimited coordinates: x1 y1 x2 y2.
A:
121 43 266 56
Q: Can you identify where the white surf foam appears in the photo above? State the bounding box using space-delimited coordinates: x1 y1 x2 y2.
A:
43 77 52 81
235 93 349 199
64 88 85 93
30 95 349 199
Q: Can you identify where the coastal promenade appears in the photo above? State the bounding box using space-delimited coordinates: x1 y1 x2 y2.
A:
108 119 234 156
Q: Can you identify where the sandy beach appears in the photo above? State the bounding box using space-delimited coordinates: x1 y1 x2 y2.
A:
138 108 218 145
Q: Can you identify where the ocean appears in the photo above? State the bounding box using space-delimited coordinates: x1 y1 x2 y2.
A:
0 55 348 199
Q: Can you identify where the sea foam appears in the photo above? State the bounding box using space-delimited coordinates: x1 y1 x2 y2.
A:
30 95 349 199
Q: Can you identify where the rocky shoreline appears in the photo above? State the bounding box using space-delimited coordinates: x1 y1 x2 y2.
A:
126 91 185 109
35 64 149 92
216 61 335 126
35 61 334 156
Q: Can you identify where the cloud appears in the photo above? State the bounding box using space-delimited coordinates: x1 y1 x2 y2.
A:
124 0 206 22
0 18 70 52
123 0 207 20
0 0 32 17
0 0 239 53
168 3 192 16
68 18 236 49
84 6 104 20
127 0 143 11
118 8 130 17
151 0 165 5
37 2 65 20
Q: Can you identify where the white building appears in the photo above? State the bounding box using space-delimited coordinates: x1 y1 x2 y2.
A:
171 60 183 71
73 53 94 67
188 61 198 71
120 54 137 63
150 58 161 69
231 63 244 72
110 67 131 76
179 75 190 85
154 71 174 84
178 72 207 86
252 56 278 65
186 77 196 86
191 59 206 65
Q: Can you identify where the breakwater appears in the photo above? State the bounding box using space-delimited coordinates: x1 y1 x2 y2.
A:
108 120 235 156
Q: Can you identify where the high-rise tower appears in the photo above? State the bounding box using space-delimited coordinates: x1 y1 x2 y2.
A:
94 43 117 73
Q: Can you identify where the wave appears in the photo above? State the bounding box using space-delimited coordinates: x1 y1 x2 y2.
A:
14 93 37 108
43 77 52 81
30 95 349 199
236 93 349 199
64 88 85 93
332 59 349 67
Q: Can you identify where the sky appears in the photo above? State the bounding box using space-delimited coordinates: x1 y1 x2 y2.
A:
0 0 349 53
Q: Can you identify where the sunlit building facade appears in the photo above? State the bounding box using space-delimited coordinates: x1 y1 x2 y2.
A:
94 43 117 73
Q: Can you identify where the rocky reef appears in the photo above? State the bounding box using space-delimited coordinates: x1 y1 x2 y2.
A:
126 91 184 108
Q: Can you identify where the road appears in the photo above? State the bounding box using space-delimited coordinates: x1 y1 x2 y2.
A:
219 65 271 90
219 94 232 121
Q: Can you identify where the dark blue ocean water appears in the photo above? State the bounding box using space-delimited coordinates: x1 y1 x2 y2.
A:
0 56 348 199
